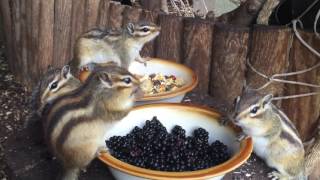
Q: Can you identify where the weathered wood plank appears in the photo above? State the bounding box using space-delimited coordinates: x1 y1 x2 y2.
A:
155 14 183 62
183 18 214 93
140 10 159 57
53 0 73 67
0 0 15 75
20 0 30 84
38 0 54 75
96 0 110 29
122 5 142 27
85 0 101 30
30 0 40 83
70 0 86 60
107 2 125 29
281 30 320 141
246 26 292 97
210 23 249 108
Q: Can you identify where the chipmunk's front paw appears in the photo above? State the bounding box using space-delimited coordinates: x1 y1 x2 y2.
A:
96 146 109 157
236 133 249 142
268 171 287 180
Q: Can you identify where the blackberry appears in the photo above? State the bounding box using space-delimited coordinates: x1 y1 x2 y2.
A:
105 116 231 172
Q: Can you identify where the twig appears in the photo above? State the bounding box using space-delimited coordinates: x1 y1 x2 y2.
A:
257 0 281 25
272 92 320 101
314 9 320 39
201 0 209 15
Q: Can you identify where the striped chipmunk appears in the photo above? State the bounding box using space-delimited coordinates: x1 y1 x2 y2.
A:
69 21 161 75
42 65 142 180
26 65 81 144
232 88 320 179
232 89 306 180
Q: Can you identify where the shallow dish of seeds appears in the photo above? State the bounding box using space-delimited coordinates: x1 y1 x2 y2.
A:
128 58 198 105
99 104 253 180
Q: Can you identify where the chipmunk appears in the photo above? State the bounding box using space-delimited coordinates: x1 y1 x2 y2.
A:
42 65 142 180
30 65 81 116
232 89 306 180
69 21 161 75
26 65 81 144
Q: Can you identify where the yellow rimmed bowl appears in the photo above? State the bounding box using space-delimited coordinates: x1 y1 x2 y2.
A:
128 58 198 105
99 104 253 180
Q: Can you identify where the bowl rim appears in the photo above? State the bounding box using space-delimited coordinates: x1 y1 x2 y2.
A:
135 58 198 101
98 103 253 180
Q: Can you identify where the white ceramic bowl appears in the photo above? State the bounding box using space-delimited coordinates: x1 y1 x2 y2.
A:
128 58 198 105
99 104 253 180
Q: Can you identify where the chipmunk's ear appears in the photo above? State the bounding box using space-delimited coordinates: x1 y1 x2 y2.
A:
262 94 273 107
98 72 113 88
61 65 70 79
127 23 135 35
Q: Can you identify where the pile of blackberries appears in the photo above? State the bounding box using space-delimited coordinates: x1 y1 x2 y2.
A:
106 116 230 172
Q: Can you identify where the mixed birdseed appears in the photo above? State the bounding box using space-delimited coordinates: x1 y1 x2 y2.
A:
140 73 184 95
105 116 230 172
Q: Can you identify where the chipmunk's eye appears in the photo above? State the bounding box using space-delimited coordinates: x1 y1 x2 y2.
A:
250 106 259 114
141 27 149 32
50 81 58 90
122 77 132 84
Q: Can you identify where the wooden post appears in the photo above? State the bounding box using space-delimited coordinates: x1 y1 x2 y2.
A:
0 0 15 77
210 23 249 108
183 18 214 93
107 2 125 29
96 0 110 29
53 0 73 67
281 31 320 141
140 0 162 11
140 10 159 57
155 14 183 62
85 0 101 30
122 5 142 27
246 26 292 98
70 0 86 60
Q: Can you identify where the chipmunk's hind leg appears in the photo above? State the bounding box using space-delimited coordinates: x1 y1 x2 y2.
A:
61 167 80 180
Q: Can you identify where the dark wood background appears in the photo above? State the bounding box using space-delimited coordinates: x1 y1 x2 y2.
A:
0 0 320 141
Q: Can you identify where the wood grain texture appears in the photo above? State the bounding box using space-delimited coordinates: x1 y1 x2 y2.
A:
107 2 125 29
140 0 161 11
140 10 159 57
37 0 54 76
0 0 15 75
281 31 320 141
10 0 23 82
182 18 214 93
96 0 110 29
246 26 292 97
29 0 40 83
53 0 73 67
122 5 142 27
85 0 101 30
20 0 30 84
210 23 249 108
155 14 183 62
70 0 86 60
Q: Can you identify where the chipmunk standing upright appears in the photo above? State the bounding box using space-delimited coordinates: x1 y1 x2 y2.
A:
232 89 305 180
42 65 142 180
26 65 81 144
69 22 161 73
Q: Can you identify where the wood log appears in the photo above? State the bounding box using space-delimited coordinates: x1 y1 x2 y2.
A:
29 0 41 84
155 14 183 62
96 0 110 29
107 2 125 29
70 0 86 59
140 10 159 57
85 0 101 30
53 0 73 67
122 5 142 27
246 26 292 98
37 0 55 76
209 23 249 108
140 0 162 12
182 18 214 93
281 31 320 141
0 0 15 76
